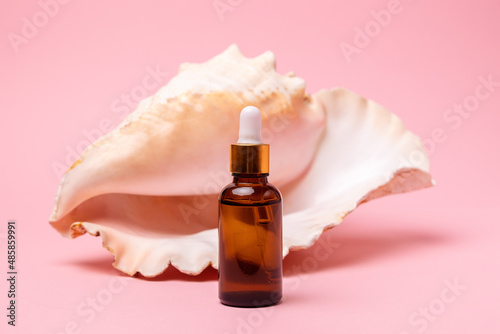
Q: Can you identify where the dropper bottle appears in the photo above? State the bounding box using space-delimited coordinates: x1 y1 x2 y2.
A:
218 106 283 307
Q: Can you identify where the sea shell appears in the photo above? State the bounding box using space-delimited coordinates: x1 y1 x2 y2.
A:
49 45 433 277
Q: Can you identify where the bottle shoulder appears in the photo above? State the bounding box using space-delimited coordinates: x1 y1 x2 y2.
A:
219 182 282 206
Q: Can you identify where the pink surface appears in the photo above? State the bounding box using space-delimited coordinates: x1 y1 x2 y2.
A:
1 0 499 333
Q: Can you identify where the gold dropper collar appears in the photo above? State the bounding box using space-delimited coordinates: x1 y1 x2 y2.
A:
230 144 269 174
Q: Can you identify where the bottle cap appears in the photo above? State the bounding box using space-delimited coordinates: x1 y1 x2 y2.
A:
230 106 270 174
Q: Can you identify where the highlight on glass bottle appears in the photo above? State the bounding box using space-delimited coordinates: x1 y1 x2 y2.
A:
218 106 283 307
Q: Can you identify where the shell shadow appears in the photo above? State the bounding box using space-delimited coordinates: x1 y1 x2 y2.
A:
69 256 219 282
135 266 219 282
64 256 121 276
283 225 452 276
69 223 450 281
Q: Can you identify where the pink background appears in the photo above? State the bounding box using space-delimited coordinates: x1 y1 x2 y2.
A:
1 0 499 333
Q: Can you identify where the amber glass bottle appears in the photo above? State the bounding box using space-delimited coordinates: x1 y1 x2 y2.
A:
218 106 283 307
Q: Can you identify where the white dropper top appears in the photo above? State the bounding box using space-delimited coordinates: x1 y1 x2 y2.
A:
237 106 263 144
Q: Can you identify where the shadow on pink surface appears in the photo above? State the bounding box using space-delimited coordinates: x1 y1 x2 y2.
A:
62 223 451 282
282 226 451 275
66 256 219 281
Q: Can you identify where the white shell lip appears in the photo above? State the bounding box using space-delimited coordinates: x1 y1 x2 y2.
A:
281 87 433 254
49 46 434 277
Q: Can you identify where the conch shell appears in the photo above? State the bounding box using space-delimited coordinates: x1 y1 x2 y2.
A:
49 45 433 277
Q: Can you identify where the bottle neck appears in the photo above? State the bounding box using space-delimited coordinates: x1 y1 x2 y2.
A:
232 173 269 184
